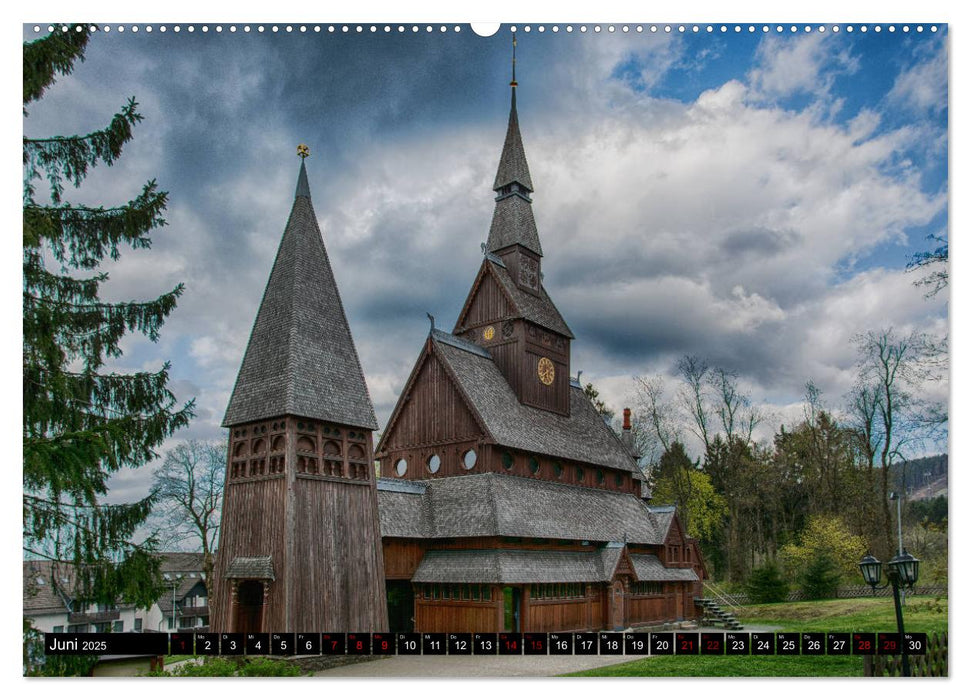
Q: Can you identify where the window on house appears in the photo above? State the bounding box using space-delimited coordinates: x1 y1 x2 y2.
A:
53 626 64 633
113 620 123 632
134 618 143 631
631 582 663 596
68 624 87 633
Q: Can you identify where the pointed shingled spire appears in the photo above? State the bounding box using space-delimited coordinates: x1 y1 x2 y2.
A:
492 35 533 194
295 160 311 198
223 157 378 429
492 88 534 193
487 36 541 257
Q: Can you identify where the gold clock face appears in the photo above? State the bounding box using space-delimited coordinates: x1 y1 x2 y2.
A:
538 357 555 386
483 325 495 341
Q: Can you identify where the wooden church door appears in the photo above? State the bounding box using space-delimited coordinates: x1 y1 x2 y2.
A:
235 580 265 633
610 580 625 630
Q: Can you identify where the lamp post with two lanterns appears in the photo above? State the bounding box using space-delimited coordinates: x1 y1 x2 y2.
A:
858 550 920 677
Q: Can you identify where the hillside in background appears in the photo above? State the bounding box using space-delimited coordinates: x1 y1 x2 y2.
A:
891 454 948 500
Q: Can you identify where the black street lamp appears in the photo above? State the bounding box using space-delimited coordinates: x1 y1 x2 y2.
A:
859 550 920 676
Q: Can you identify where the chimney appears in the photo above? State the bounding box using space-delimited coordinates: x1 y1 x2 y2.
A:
621 407 634 453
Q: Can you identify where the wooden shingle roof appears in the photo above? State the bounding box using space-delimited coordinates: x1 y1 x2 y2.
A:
376 472 665 544
487 195 543 257
431 332 636 471
630 554 699 582
488 259 573 338
411 547 698 584
412 549 606 584
223 161 377 429
492 89 534 193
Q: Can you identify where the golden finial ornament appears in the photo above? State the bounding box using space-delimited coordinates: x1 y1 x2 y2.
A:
297 143 310 159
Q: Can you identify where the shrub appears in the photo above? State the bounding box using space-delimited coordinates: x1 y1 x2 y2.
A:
148 656 302 677
744 562 789 603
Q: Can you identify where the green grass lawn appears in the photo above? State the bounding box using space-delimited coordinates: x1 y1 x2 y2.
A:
566 595 947 677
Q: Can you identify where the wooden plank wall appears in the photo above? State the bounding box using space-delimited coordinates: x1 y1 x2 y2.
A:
628 595 672 626
525 600 595 632
383 540 425 580
292 477 388 631
210 475 287 630
383 352 483 453
457 269 514 328
415 600 501 633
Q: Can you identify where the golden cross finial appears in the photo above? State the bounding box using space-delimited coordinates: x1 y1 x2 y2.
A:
510 33 518 87
297 143 310 159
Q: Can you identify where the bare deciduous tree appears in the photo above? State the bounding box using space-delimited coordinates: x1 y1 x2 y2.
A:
151 440 225 586
847 328 938 556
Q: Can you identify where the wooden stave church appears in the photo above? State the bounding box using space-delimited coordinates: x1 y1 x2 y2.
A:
374 76 706 634
210 69 706 636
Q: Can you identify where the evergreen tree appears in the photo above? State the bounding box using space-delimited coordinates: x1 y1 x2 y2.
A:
23 26 193 608
744 562 789 604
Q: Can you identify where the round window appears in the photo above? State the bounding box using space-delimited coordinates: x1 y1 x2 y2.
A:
427 454 441 474
597 469 605 485
615 472 624 487
575 466 585 481
529 457 540 475
502 452 514 470
395 459 408 477
553 462 563 478
462 450 477 470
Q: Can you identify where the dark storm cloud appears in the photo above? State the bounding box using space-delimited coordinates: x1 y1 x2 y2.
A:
22 25 947 486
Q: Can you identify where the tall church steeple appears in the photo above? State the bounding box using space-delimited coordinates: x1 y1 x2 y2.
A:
452 43 574 416
487 36 544 291
213 147 387 635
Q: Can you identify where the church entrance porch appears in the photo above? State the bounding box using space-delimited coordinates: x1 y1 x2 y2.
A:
234 580 265 633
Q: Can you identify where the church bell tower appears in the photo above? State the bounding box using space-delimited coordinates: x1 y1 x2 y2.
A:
210 147 388 634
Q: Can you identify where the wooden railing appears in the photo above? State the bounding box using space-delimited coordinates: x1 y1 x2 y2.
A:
864 631 947 677
702 581 742 613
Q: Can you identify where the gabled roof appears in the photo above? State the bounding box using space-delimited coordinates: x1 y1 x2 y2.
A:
225 555 275 580
454 257 572 338
431 332 635 471
487 259 572 338
630 554 699 582
23 560 74 615
647 506 676 540
160 552 206 574
156 579 208 615
492 89 533 193
223 161 377 429
376 472 665 544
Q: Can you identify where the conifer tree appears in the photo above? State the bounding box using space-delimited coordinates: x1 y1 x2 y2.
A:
23 26 193 608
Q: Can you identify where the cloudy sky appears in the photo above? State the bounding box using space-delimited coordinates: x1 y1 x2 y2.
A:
22 22 948 501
